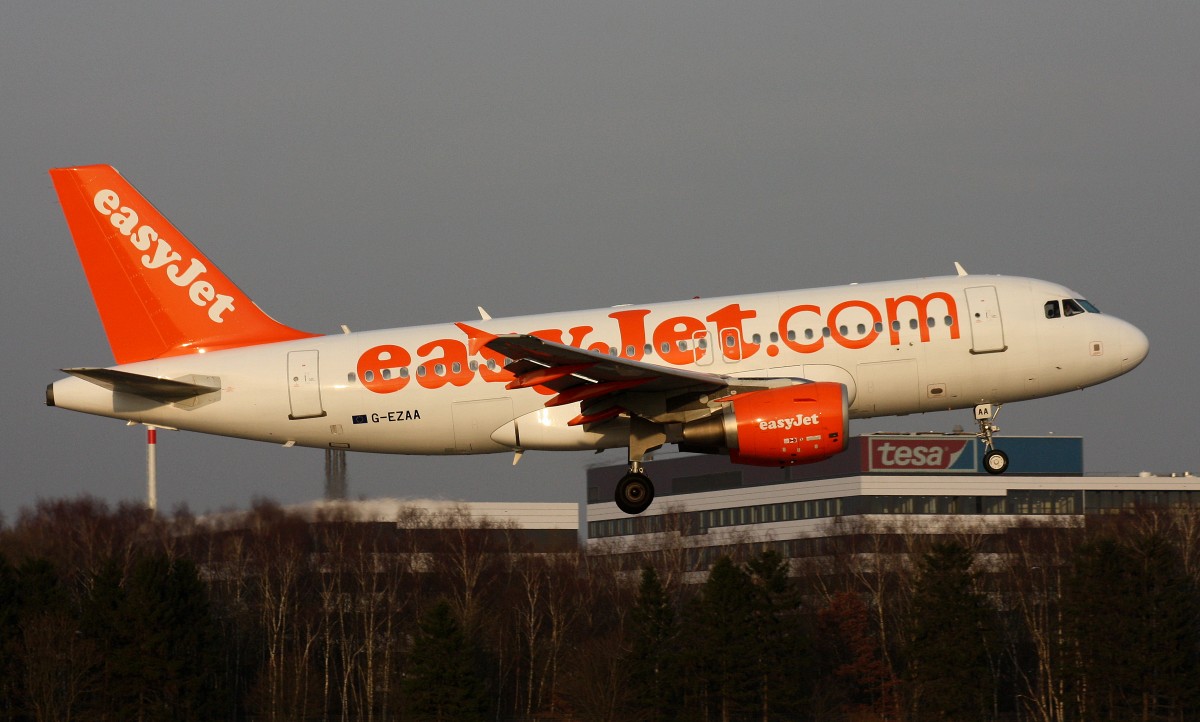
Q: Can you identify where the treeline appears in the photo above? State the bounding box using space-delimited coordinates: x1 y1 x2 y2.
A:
0 498 1199 721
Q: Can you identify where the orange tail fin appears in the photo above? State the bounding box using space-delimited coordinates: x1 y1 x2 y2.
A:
50 165 318 364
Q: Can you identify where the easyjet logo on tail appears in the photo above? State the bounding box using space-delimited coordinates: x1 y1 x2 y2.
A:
92 189 235 323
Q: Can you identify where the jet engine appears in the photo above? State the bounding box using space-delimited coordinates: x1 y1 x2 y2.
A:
680 382 848 466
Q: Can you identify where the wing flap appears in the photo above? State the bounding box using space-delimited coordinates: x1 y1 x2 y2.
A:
456 323 728 394
455 322 739 428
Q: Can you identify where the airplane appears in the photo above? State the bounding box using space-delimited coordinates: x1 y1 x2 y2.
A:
46 165 1149 515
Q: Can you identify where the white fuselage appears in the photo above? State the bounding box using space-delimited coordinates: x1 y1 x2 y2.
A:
49 274 1148 455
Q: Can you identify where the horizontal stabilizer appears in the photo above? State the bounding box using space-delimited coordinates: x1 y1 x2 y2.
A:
63 367 221 403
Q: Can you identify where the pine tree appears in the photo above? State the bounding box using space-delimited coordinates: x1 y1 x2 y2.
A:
13 556 93 722
687 556 759 721
404 599 489 721
1066 531 1200 720
1064 536 1140 719
907 541 994 722
746 550 812 719
78 558 127 720
1129 531 1200 719
0 555 20 719
80 555 225 722
626 566 681 720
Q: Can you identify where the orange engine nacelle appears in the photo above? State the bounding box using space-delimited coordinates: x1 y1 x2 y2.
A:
680 382 849 466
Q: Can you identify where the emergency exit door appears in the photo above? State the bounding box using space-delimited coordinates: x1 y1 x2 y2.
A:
964 286 1007 354
287 350 326 419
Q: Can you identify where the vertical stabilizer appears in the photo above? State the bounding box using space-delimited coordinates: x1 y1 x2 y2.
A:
50 165 318 363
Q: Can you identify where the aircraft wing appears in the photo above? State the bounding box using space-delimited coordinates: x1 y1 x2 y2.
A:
456 323 736 425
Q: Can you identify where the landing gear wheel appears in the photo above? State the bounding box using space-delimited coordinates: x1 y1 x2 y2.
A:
984 449 1009 475
615 472 655 515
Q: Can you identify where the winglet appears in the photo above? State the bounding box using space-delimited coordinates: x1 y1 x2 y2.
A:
455 322 498 356
954 261 969 276
50 165 318 363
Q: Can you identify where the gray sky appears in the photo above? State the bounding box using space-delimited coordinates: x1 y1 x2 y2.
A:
2 0 1197 518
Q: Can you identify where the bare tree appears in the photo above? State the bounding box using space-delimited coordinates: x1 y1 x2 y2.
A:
20 611 98 722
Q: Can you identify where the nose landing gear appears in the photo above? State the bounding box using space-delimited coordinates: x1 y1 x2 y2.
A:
975 403 1009 475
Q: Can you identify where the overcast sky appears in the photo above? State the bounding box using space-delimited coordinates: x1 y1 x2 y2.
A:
2 0 1197 518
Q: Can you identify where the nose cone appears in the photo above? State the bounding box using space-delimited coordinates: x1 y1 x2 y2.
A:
1119 321 1150 371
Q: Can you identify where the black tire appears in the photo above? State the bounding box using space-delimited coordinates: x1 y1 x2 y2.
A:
615 472 655 515
984 449 1009 475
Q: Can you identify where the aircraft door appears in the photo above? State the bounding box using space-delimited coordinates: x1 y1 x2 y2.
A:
287 350 326 419
965 285 1007 354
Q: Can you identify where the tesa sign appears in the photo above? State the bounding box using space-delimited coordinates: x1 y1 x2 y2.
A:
866 437 975 473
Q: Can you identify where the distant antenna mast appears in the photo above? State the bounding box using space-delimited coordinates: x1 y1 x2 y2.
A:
146 427 158 513
325 448 347 500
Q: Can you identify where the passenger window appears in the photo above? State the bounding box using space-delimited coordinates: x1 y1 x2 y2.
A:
1063 299 1085 317
1044 300 1061 319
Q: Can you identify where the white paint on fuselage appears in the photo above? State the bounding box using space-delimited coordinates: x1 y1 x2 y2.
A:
49 274 1148 455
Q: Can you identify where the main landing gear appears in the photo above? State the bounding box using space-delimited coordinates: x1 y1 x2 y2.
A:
975 403 1009 475
615 463 655 515
615 417 665 515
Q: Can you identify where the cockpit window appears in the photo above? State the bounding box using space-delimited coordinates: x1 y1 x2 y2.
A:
1062 298 1085 317
1044 300 1061 319
1076 299 1100 313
